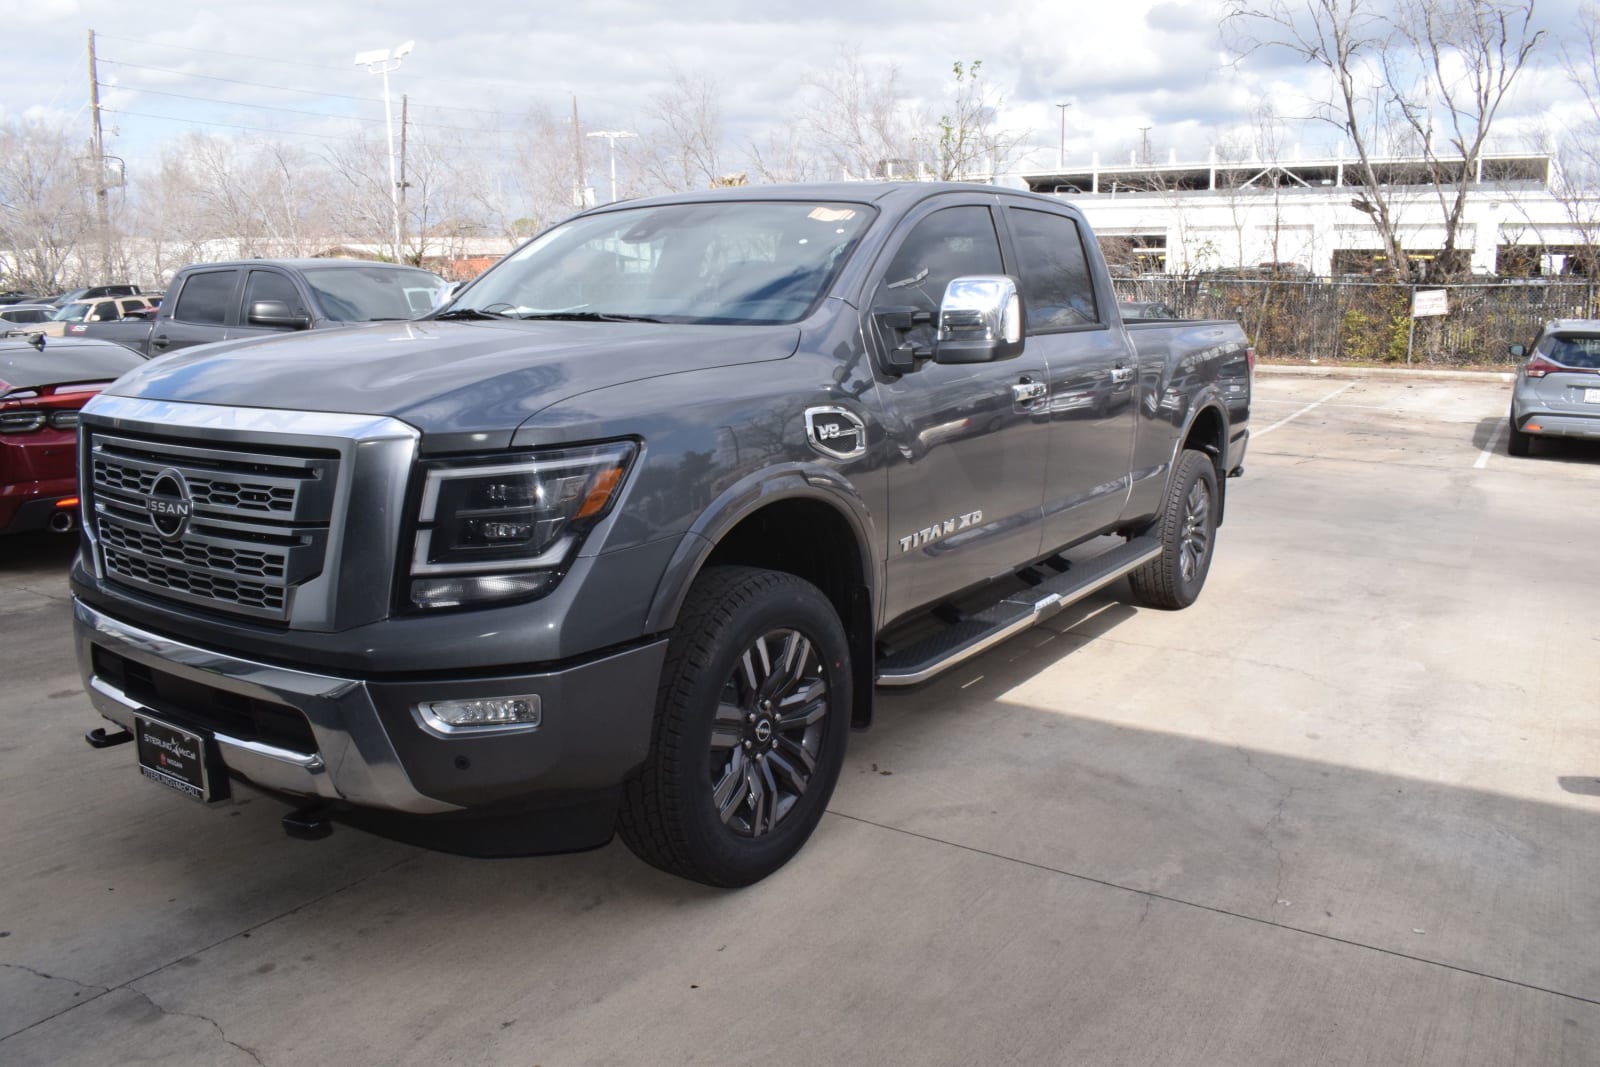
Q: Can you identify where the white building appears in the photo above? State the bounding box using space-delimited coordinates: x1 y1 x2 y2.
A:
1020 152 1594 278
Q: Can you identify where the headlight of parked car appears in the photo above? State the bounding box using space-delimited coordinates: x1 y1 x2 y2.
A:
408 441 636 610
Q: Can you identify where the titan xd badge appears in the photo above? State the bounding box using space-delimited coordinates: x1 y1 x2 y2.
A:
899 511 983 552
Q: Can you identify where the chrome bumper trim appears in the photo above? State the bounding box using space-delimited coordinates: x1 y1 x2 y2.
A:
75 598 460 814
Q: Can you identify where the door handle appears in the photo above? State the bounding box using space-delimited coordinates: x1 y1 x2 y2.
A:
1012 379 1049 403
151 335 171 350
1110 365 1134 384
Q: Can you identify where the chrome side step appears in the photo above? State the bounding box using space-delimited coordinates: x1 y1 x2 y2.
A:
875 537 1161 687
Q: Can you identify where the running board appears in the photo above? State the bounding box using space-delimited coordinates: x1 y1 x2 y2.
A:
875 536 1161 687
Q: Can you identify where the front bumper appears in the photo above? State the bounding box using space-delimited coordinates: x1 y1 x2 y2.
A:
74 598 668 816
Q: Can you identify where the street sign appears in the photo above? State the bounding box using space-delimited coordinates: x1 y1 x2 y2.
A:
1412 289 1449 317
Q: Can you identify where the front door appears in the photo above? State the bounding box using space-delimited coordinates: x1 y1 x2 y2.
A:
154 268 241 354
869 200 1050 623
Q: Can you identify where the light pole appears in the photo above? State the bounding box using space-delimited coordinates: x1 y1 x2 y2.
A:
354 40 414 261
1056 102 1071 168
586 130 636 203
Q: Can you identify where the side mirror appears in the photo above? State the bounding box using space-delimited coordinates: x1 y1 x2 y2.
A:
1508 343 1526 358
933 276 1025 364
248 300 311 330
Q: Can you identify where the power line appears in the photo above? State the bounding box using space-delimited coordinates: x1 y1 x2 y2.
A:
95 35 557 114
99 62 538 135
103 82 380 126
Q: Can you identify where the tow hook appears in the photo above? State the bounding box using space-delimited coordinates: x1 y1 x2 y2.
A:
282 805 335 841
85 726 134 748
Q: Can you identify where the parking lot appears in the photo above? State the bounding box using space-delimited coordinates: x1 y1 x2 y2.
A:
2 371 1597 1065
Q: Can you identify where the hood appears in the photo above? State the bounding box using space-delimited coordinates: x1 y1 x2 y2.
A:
103 319 801 437
0 340 144 394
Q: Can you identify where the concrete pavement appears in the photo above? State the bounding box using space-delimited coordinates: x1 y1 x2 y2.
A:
2 374 1597 1065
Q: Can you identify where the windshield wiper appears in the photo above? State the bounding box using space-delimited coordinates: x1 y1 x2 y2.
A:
434 307 511 320
515 311 664 323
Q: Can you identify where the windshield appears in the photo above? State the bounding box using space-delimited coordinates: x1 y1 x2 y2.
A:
51 302 94 323
451 200 875 325
1539 334 1600 368
303 266 449 322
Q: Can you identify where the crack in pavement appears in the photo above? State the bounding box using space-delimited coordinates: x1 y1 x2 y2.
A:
0 961 110 998
0 852 421 1050
124 985 265 1066
826 810 1600 1009
1234 745 1300 910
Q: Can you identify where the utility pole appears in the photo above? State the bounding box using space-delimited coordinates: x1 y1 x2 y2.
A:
1056 103 1071 169
86 29 110 279
571 95 587 208
398 93 409 264
1139 126 1152 166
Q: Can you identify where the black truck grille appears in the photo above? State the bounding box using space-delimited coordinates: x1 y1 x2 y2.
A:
87 430 340 622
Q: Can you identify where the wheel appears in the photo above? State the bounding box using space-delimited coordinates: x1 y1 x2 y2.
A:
1128 448 1218 610
1506 414 1531 457
618 565 850 887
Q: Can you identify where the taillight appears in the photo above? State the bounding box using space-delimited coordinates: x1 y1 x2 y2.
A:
0 409 46 433
1246 346 1257 374
1524 355 1560 378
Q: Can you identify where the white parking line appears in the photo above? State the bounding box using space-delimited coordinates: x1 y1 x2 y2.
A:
1474 421 1506 469
1252 382 1360 438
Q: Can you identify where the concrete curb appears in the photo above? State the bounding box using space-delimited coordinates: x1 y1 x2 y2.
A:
1257 363 1515 384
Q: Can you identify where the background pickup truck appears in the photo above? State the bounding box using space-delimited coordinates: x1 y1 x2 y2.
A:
71 182 1251 887
73 258 449 357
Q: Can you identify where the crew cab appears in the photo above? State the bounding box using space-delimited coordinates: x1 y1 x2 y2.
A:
71 183 1251 886
75 259 448 356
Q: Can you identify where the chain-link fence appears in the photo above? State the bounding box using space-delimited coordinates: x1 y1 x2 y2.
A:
1112 277 1600 367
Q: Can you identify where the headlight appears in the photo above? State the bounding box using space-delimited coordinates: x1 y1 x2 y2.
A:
408 441 635 610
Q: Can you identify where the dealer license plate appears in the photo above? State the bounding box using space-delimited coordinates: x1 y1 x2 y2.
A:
1583 388 1600 404
135 716 224 803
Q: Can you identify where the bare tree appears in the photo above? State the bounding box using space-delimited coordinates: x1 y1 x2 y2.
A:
631 71 724 193
1388 0 1544 276
799 47 922 180
1553 1 1600 275
0 119 99 292
934 60 1028 181
1224 0 1411 274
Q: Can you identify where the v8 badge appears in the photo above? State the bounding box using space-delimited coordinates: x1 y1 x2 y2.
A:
804 407 867 460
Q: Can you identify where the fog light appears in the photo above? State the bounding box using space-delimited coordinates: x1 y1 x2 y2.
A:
417 695 542 734
410 573 553 609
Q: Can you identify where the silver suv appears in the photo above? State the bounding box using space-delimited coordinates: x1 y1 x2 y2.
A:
1508 320 1600 456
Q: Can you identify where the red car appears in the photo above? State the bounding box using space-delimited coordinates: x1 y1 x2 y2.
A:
1 335 142 535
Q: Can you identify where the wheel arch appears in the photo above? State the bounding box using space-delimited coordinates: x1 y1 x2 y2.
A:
1176 397 1229 524
644 464 879 728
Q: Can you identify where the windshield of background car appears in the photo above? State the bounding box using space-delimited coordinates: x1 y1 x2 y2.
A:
1539 334 1600 368
303 266 448 322
455 201 876 325
51 302 94 323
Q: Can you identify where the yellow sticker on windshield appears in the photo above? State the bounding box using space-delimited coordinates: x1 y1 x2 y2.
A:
807 207 857 222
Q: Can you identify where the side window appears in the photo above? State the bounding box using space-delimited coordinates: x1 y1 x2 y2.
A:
172 271 237 325
243 271 303 321
92 302 117 321
1007 208 1100 331
872 205 1003 315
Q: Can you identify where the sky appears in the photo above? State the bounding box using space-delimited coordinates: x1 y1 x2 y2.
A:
0 0 1587 184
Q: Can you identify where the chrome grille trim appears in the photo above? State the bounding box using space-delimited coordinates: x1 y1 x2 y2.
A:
79 396 421 631
89 431 337 622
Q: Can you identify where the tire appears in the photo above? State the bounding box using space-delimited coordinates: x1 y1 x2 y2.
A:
618 565 851 887
1128 448 1218 611
1506 414 1531 457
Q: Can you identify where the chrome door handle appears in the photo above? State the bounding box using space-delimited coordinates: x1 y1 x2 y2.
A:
1012 379 1048 403
1110 366 1134 384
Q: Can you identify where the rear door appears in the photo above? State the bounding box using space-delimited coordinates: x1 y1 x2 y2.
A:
153 269 242 354
1000 204 1137 551
870 197 1050 621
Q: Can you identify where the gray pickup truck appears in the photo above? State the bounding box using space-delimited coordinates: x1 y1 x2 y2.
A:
72 258 447 357
71 183 1251 886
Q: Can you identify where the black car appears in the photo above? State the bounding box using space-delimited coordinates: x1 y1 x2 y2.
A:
43 285 142 308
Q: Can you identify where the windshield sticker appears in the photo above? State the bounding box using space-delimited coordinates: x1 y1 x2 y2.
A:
808 207 857 222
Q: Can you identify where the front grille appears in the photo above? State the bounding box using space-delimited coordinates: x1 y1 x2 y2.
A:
87 429 340 622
